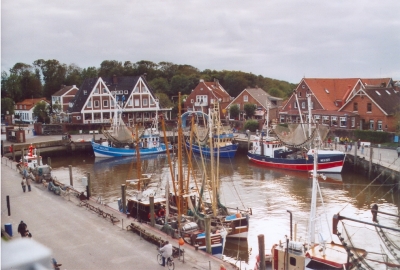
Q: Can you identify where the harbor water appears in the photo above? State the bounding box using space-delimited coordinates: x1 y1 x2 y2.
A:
45 150 400 269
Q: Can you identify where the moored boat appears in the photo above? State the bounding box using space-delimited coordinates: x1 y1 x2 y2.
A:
19 144 43 169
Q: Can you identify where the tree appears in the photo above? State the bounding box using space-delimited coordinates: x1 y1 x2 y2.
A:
1 98 15 115
155 92 173 109
81 67 98 82
98 60 124 78
244 119 259 132
65 63 83 87
1 72 23 101
149 77 170 94
244 103 257 119
33 59 67 99
33 101 50 123
229 104 240 119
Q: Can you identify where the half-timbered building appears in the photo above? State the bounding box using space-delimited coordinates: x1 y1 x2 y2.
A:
68 75 171 125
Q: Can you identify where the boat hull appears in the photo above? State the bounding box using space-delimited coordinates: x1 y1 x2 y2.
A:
247 152 345 173
186 141 238 158
91 141 171 158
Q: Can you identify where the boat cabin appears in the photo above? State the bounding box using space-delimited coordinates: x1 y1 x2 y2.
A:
19 145 43 169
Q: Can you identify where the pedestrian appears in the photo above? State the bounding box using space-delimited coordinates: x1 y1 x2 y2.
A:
361 144 365 155
21 177 27 192
357 139 361 150
26 177 32 192
17 221 27 237
397 145 400 158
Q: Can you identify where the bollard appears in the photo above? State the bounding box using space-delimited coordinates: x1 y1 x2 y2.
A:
121 184 126 214
69 165 73 186
149 195 155 227
87 172 91 199
7 195 11 216
258 234 266 270
205 215 211 254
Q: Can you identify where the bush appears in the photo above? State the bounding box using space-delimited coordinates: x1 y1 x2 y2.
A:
244 120 259 132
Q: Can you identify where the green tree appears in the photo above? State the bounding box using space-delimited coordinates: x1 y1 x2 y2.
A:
170 74 192 95
1 72 23 101
244 103 257 119
33 59 67 99
223 71 249 97
33 101 50 123
81 67 98 82
98 60 124 78
149 77 170 94
1 98 15 115
244 119 259 132
229 104 240 119
65 63 83 87
155 92 173 109
268 87 284 98
52 101 62 114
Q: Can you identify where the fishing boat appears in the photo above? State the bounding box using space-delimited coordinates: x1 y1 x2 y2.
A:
253 126 367 270
248 93 345 173
19 144 43 169
91 111 171 158
182 107 238 159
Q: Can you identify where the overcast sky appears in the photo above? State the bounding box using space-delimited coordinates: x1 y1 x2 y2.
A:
1 0 399 84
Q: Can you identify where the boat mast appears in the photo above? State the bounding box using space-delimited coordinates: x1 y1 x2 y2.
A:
209 105 217 216
307 147 318 246
177 92 184 228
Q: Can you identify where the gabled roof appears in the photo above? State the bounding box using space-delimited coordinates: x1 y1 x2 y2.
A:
15 98 50 111
226 87 282 110
245 88 282 108
302 78 359 110
300 78 393 111
53 85 77 96
202 80 231 99
69 76 153 113
363 87 400 115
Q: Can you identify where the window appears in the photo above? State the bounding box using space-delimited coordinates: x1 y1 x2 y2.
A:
314 115 320 123
94 100 99 108
244 95 248 102
143 98 148 106
322 116 330 125
367 103 372 112
94 88 99 93
84 90 87 95
111 100 115 107
301 102 306 109
377 120 382 130
290 257 297 266
351 117 355 127
280 115 285 123
76 116 81 120
103 100 108 107
134 99 139 106
191 99 194 103
294 102 298 109
331 116 338 126
128 99 132 106
124 90 128 94
310 102 314 109
369 120 374 130
340 117 347 127
298 92 302 97
87 100 92 108
353 102 358 111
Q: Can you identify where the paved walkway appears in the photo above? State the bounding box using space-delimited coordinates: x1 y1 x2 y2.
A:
1 159 235 269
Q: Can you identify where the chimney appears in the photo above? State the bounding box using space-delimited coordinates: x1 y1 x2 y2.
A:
200 79 204 83
214 78 219 86
113 75 118 84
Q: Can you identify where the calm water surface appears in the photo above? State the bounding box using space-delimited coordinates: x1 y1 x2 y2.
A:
45 150 400 269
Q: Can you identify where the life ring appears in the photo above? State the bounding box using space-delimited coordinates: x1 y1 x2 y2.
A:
158 209 165 217
153 141 157 145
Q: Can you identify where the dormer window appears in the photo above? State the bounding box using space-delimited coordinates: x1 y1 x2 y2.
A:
84 90 88 95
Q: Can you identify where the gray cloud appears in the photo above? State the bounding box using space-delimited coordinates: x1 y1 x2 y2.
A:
2 0 399 83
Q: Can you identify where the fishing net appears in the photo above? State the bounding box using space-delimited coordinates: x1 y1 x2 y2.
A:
273 124 329 147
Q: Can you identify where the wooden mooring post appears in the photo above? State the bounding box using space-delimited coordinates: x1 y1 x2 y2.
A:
205 215 211 254
69 165 73 186
258 234 266 270
121 184 126 214
149 195 155 227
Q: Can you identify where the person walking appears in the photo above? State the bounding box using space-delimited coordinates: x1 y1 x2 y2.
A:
361 144 365 155
21 177 27 192
26 177 32 192
159 241 173 267
397 145 400 158
357 139 361 150
17 221 27 237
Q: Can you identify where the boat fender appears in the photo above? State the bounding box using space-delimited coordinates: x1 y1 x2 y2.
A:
158 209 165 217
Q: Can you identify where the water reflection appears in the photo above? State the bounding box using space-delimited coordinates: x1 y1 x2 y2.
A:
45 151 399 269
